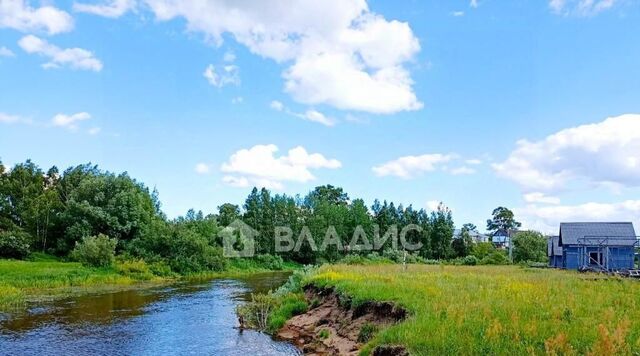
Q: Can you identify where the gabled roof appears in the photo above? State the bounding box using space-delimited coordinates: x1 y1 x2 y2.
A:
559 222 637 246
548 236 562 256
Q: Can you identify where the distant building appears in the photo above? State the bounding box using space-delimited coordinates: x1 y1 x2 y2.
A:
453 229 489 243
552 222 638 271
491 229 520 249
547 236 562 268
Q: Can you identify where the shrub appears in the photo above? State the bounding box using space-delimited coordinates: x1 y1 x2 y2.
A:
318 329 330 339
462 255 478 266
0 229 31 259
481 250 509 265
255 254 284 270
149 260 174 277
115 259 154 280
70 234 117 267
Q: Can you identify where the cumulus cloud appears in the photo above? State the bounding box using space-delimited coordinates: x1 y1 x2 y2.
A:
203 64 240 88
18 35 103 71
194 163 211 174
221 144 341 189
0 0 73 34
470 0 479 8
52 112 91 130
523 192 561 205
0 46 15 57
81 0 421 114
74 0 136 18
517 200 640 234
494 114 640 193
373 153 457 178
549 0 616 16
451 11 465 17
465 159 482 165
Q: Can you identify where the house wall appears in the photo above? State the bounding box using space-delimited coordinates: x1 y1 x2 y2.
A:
562 245 635 270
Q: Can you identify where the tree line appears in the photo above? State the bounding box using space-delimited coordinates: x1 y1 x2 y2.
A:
0 159 547 273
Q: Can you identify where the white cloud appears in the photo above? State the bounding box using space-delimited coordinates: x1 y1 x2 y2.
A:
295 110 336 127
549 0 616 16
269 100 335 126
18 35 103 71
426 200 441 211
203 64 240 87
470 0 479 8
373 153 456 179
223 51 236 62
465 159 482 165
87 127 101 135
523 192 561 205
195 163 211 174
0 112 21 124
494 114 640 193
100 0 422 114
231 96 243 104
451 11 465 17
449 166 475 175
74 0 136 18
221 144 341 189
0 0 73 34
517 200 640 234
270 100 284 111
52 112 91 130
0 46 15 57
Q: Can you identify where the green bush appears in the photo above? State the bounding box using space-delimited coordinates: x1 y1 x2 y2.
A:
115 259 154 280
70 234 117 267
0 229 31 259
480 250 509 265
267 293 307 332
462 255 478 265
255 254 284 270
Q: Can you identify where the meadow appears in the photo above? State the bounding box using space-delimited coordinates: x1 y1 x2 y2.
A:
306 264 640 355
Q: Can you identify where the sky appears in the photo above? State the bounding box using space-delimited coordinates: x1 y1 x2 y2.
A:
1 0 640 234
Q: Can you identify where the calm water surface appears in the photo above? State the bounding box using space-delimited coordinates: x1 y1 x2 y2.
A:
0 272 300 356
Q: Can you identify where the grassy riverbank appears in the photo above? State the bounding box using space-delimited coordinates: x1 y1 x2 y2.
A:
305 264 640 355
0 257 300 312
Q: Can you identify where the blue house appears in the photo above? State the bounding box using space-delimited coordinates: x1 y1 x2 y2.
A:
557 222 638 271
548 236 562 268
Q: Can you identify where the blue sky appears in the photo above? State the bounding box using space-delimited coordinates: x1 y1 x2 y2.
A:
1 0 640 233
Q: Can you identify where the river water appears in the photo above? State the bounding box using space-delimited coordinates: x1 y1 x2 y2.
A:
0 272 300 355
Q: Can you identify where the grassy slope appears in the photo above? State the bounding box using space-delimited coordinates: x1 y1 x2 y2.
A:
0 259 160 311
306 264 640 355
0 257 301 311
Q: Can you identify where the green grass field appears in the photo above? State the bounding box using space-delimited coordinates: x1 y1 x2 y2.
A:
0 259 159 311
306 264 640 355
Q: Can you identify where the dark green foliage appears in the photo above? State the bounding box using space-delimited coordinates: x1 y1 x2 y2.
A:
462 255 478 265
70 234 117 267
480 250 509 265
512 230 547 263
0 228 31 259
486 207 521 234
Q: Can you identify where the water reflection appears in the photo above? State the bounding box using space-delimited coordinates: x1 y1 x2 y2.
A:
0 272 300 356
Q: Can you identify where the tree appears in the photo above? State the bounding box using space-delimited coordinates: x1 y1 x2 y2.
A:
452 223 475 257
429 203 454 259
512 231 547 262
217 203 240 226
486 207 521 234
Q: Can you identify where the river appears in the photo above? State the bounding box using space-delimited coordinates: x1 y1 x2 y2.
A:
0 272 301 355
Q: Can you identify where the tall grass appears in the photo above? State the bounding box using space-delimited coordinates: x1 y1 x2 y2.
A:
0 259 152 311
306 264 640 355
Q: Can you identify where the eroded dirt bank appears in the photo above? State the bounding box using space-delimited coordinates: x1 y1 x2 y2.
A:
277 285 409 355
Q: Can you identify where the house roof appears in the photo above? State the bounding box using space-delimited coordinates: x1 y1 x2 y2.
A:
548 236 562 256
559 222 637 246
